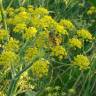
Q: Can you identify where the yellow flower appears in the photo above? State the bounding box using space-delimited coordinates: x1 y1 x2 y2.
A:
18 11 29 20
7 18 14 25
11 11 29 25
6 7 14 17
27 5 34 13
77 29 92 40
23 27 37 39
69 38 82 48
73 55 90 70
0 51 19 68
35 31 49 48
24 47 38 62
34 7 49 16
17 71 33 91
59 19 75 29
32 59 49 78
87 6 96 15
51 46 67 60
68 88 76 95
13 23 26 32
18 76 29 91
55 24 68 35
4 37 19 52
79 3 84 7
0 91 5 96
40 16 56 29
0 29 9 42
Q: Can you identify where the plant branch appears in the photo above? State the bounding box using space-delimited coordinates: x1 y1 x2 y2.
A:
7 55 39 96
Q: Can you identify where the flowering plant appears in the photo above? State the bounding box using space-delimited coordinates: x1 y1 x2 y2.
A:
0 0 96 96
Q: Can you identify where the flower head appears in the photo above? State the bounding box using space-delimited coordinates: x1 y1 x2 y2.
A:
0 51 19 68
51 46 67 60
34 7 49 17
69 38 82 48
87 6 96 15
0 91 5 96
23 27 37 40
24 47 38 62
18 11 29 20
40 16 56 29
6 7 14 17
73 55 90 70
0 29 9 43
32 59 49 78
59 19 75 29
55 24 68 35
35 31 49 48
77 29 92 40
13 23 26 33
4 37 19 52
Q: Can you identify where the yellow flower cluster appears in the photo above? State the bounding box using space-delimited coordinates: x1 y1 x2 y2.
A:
59 19 75 30
30 16 40 28
69 38 82 48
35 31 49 48
34 7 49 16
77 29 92 40
13 23 26 32
6 7 14 17
39 16 68 35
73 55 90 70
23 27 37 40
14 12 29 24
18 76 29 91
55 24 68 35
6 6 69 42
18 11 29 20
40 15 56 29
87 6 96 15
7 9 29 25
32 59 49 78
0 51 18 68
51 46 67 60
4 37 19 52
27 5 34 13
17 72 33 92
0 91 5 96
0 29 9 42
79 3 84 8
24 47 38 62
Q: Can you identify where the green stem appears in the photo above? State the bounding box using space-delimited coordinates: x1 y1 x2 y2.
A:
7 0 14 9
7 56 39 96
0 0 7 30
7 78 18 96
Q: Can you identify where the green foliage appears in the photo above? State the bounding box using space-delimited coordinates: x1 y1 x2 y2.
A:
88 0 96 6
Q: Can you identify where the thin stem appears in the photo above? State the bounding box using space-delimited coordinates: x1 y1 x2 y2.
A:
7 56 39 96
0 0 7 30
7 0 14 9
7 78 18 96
72 72 83 88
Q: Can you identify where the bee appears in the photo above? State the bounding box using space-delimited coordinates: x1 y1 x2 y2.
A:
49 30 62 46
